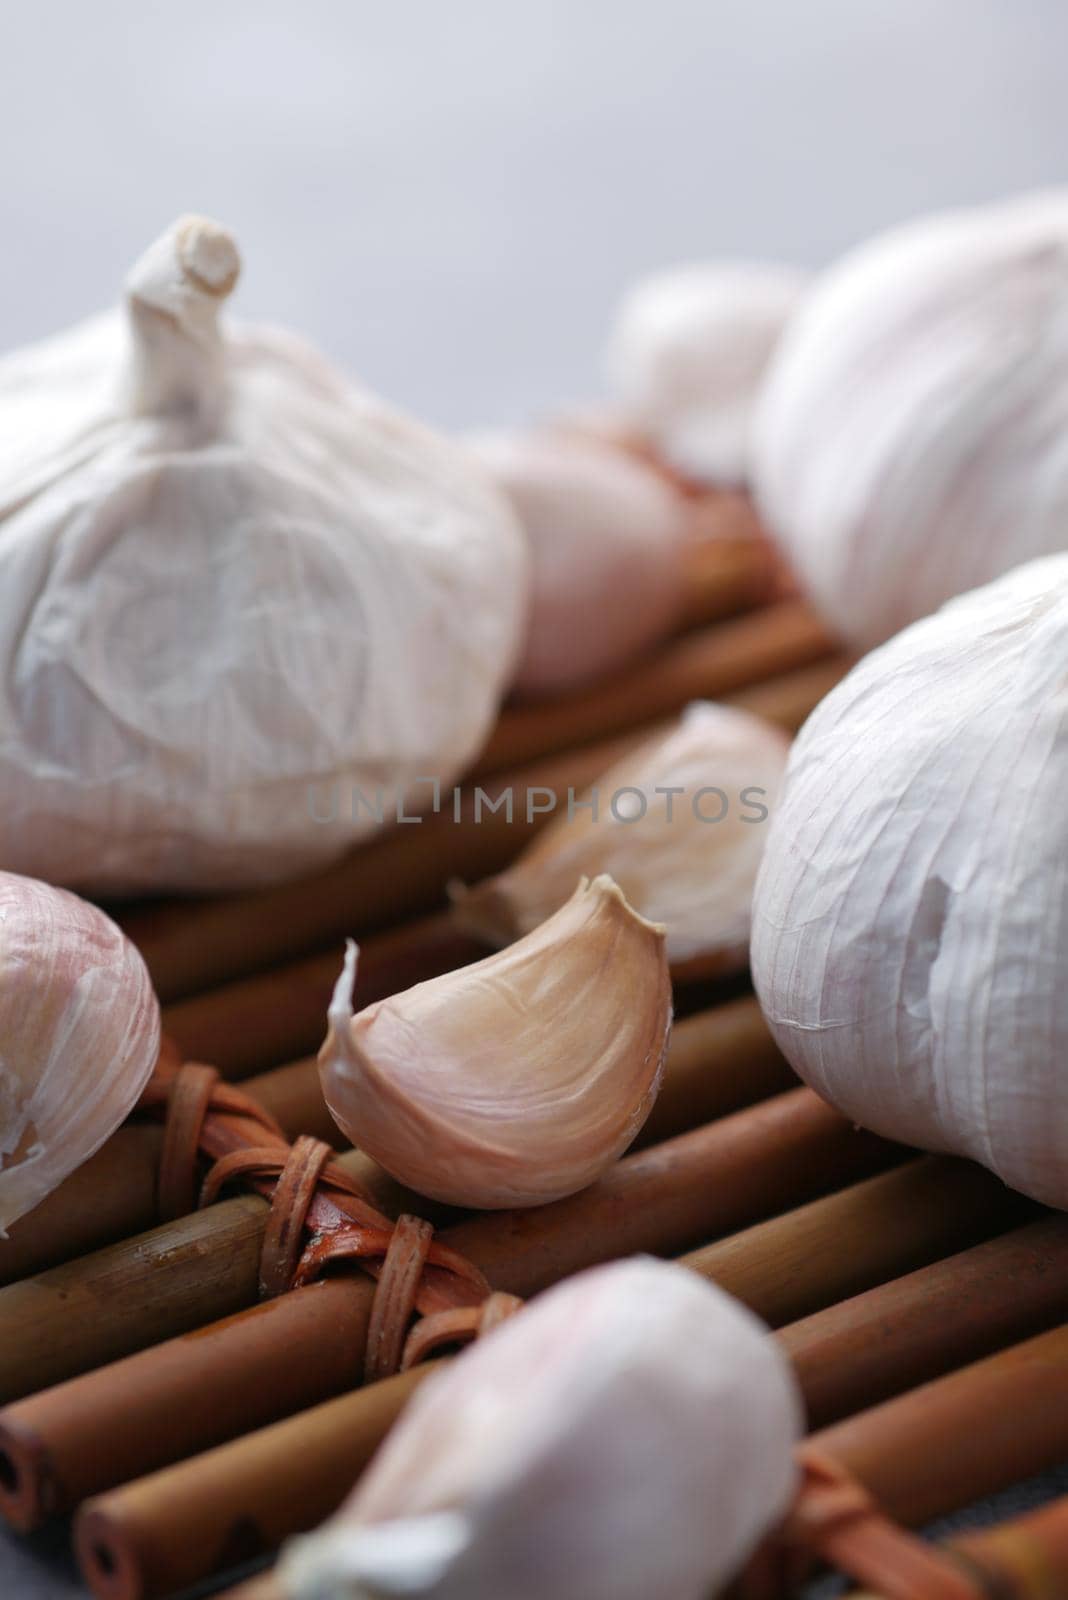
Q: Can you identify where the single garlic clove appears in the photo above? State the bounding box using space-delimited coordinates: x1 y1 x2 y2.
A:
278 1258 802 1600
465 428 690 696
0 871 161 1234
751 553 1068 1209
452 702 790 980
606 261 809 486
752 190 1068 648
318 876 671 1208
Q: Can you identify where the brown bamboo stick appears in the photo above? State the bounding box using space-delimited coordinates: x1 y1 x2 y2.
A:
946 1493 1068 1599
675 529 783 629
0 997 790 1286
809 1324 1068 1531
75 1369 432 1600
783 1211 1068 1429
0 1149 1000 1536
67 1195 1068 1600
473 598 833 776
0 1089 895 1420
119 647 842 1006
683 1156 1035 1328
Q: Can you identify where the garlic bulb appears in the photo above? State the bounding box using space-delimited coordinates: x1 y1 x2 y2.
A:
606 262 808 485
0 871 160 1233
0 215 527 894
751 554 1068 1209
319 876 671 1208
465 429 689 695
752 190 1068 649
453 703 789 978
279 1258 802 1600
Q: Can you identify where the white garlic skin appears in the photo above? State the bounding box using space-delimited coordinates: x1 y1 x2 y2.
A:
280 1258 802 1600
319 876 672 1209
753 191 1068 649
606 261 808 485
453 702 789 977
751 555 1068 1209
0 216 528 893
465 429 689 696
0 871 161 1233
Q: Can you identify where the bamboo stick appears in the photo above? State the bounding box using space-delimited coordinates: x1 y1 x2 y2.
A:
119 649 844 1006
0 1090 895 1419
66 1198 1068 1600
0 1151 1003 1535
683 1156 1035 1328
783 1211 1068 1428
0 997 790 1286
809 1324 1068 1530
947 1493 1068 1599
473 599 833 776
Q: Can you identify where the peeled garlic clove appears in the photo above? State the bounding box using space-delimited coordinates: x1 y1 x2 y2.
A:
751 554 1068 1209
279 1258 802 1600
0 216 527 894
752 190 1068 649
319 876 671 1208
453 702 789 979
606 261 808 485
465 429 689 695
0 871 161 1233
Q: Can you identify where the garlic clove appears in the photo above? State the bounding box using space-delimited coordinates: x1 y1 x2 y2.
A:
452 702 790 979
0 216 527 894
0 871 161 1234
752 190 1068 648
750 553 1068 1209
464 428 690 696
318 876 671 1208
278 1258 802 1600
606 262 809 486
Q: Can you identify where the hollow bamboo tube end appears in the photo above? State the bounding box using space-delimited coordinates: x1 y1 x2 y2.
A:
76 1502 145 1600
0 1416 52 1532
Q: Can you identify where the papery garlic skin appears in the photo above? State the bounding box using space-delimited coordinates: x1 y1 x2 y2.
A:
751 555 1068 1209
606 262 808 484
453 703 789 978
279 1259 802 1600
465 429 689 696
0 216 527 893
753 191 1068 649
319 876 671 1208
0 872 161 1233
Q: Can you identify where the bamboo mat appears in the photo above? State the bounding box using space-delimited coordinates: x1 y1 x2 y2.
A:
1 559 1065 1600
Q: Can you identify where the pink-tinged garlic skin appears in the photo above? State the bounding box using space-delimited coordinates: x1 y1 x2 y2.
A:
318 876 672 1209
465 429 689 696
279 1259 802 1600
751 555 1068 1208
0 872 161 1233
607 262 809 486
453 701 790 978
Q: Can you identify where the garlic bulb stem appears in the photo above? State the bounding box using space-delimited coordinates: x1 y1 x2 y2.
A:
325 938 361 1079
125 214 240 419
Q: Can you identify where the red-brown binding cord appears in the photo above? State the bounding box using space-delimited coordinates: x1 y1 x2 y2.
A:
140 1049 506 1379
401 1291 526 1370
743 1448 991 1599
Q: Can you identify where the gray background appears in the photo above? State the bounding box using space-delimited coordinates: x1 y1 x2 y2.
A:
2 2 1067 1594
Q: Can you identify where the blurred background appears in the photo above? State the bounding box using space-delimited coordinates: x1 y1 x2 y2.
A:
2 0 1067 431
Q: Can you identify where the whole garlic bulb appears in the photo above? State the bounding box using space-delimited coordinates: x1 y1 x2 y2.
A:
0 215 527 894
753 191 1068 648
465 429 690 696
279 1258 802 1600
319 876 671 1208
606 262 808 485
0 871 161 1232
453 702 789 977
751 555 1068 1209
